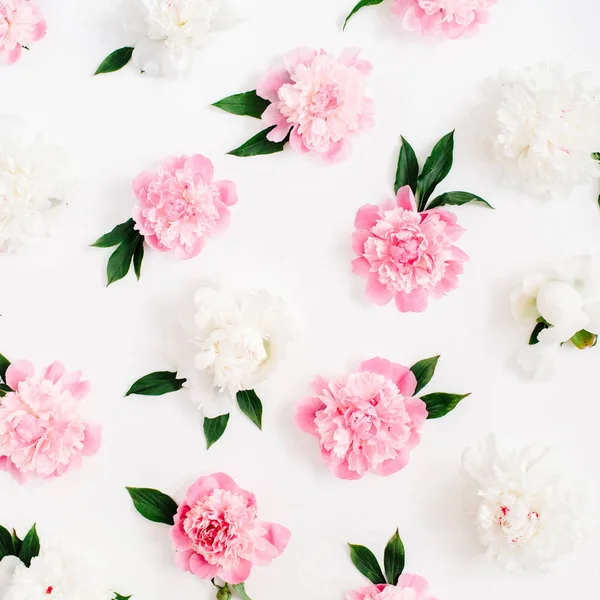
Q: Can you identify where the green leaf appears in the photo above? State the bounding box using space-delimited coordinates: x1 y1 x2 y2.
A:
0 525 15 559
11 529 22 557
213 91 270 119
410 355 440 395
343 0 385 29
383 529 405 586
95 47 134 75
529 319 550 345
19 524 40 567
106 230 144 286
395 136 419 195
91 219 135 248
348 544 386 585
417 131 455 211
236 390 263 430
125 371 186 397
126 487 178 525
133 236 144 280
113 594 132 600
231 583 253 600
0 383 12 393
421 392 470 419
571 329 598 349
426 191 494 210
0 353 10 383
204 414 230 449
228 127 290 157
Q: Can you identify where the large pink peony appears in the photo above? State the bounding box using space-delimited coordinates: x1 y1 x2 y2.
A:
0 0 46 64
352 186 468 313
295 358 427 480
392 0 497 39
347 576 438 600
170 473 291 584
132 154 237 260
257 47 374 162
0 360 101 483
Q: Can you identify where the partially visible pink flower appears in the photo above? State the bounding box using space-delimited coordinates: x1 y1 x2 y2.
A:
347 576 438 600
170 473 291 584
392 0 496 39
0 360 101 483
295 358 427 480
257 47 374 162
352 186 468 313
0 0 46 65
132 154 237 260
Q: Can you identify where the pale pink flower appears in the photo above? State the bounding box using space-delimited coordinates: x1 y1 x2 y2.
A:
295 358 427 480
347 576 438 600
352 186 468 313
0 360 101 483
132 154 237 260
170 472 291 584
392 0 496 39
0 0 46 65
256 47 374 162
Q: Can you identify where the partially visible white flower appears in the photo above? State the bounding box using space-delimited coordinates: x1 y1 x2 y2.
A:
0 116 69 253
481 63 600 196
516 342 561 380
1 547 110 600
179 287 297 417
127 0 242 78
462 435 585 570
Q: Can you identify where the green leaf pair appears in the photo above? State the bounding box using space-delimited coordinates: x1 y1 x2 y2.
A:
0 524 40 567
95 47 135 75
395 133 493 212
126 487 178 526
349 529 405 586
213 91 291 157
0 352 12 397
409 355 471 419
92 219 145 285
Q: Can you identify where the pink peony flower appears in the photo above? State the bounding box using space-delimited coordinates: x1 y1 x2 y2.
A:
256 47 374 162
132 154 237 260
352 186 468 313
347 576 438 600
0 0 46 65
295 358 427 480
0 360 101 483
391 0 497 39
170 472 291 584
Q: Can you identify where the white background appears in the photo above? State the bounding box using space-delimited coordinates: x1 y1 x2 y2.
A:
1 0 600 598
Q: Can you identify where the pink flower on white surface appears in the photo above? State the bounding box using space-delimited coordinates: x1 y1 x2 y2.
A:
352 186 468 312
0 360 101 483
256 47 374 162
132 154 237 260
347 576 438 600
391 0 496 38
0 0 46 64
170 473 291 584
296 358 427 480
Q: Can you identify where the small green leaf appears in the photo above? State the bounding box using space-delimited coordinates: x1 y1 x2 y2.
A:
125 371 186 397
417 131 455 211
106 230 144 286
348 544 386 585
19 524 40 567
126 487 178 525
410 355 440 395
228 127 290 157
91 219 135 248
113 594 132 600
0 353 10 383
426 191 494 210
343 0 385 29
421 392 470 419
133 236 144 280
236 390 263 430
231 583 253 600
529 319 550 345
0 383 12 393
395 136 419 195
11 529 22 557
95 47 134 75
0 525 15 559
204 414 230 449
213 91 270 119
571 329 598 350
383 529 405 586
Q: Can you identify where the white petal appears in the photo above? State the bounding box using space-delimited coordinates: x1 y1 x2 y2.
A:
538 312 589 343
131 39 164 77
516 343 561 379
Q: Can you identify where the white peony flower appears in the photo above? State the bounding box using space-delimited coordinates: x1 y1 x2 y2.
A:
0 116 69 253
127 0 241 78
0 548 111 600
462 435 585 570
481 63 600 196
179 287 296 417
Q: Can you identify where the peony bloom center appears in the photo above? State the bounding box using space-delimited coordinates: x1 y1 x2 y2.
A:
493 496 540 545
418 0 479 24
309 84 341 117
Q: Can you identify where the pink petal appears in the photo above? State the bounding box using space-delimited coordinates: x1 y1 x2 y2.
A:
256 68 290 102
358 358 417 396
0 457 25 484
213 180 238 207
283 47 318 72
189 552 219 580
375 449 410 476
332 459 363 480
32 19 47 42
174 549 194 572
170 521 191 551
59 371 91 400
184 475 221 505
402 6 424 32
398 573 430 595
262 103 291 142
396 186 417 211
253 522 292 565
352 257 371 277
5 360 34 390
322 138 351 163
173 237 206 260
132 171 155 197
219 557 252 584
432 268 460 297
352 230 370 255
450 245 469 263
211 472 245 495
185 155 214 183
311 376 329 396
295 397 323 435
405 397 428 430
44 361 66 384
338 47 361 66
354 204 381 230
394 288 429 313
5 45 22 65
288 128 310 154
366 274 393 306
82 422 102 456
